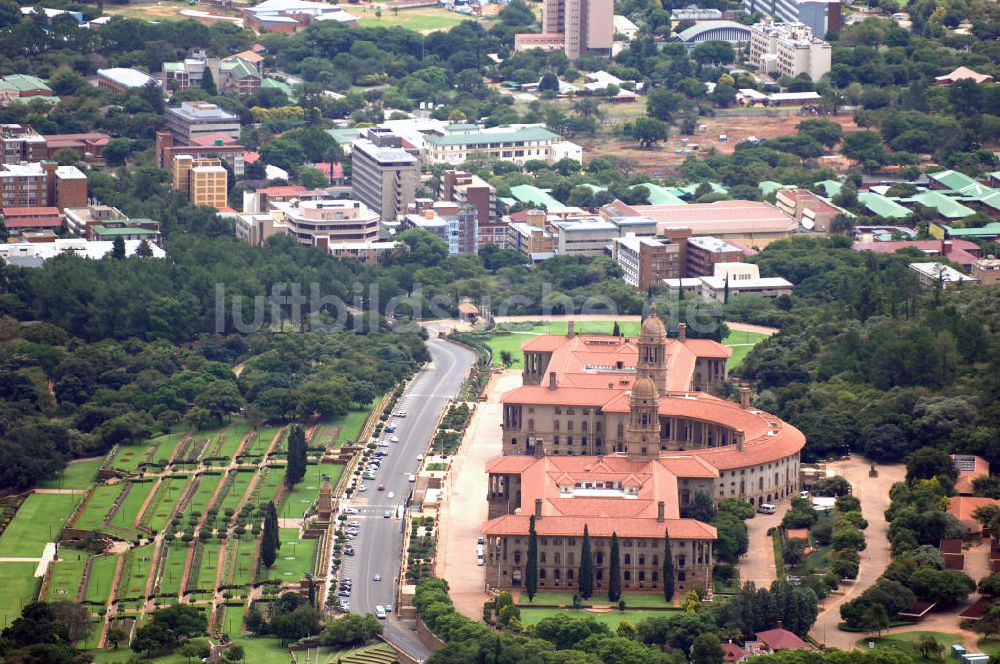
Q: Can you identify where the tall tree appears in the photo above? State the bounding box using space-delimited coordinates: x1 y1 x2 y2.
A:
663 527 675 602
612 322 621 336
202 67 217 96
285 424 307 488
608 532 621 603
526 515 538 601
579 524 594 599
111 236 126 260
261 502 280 568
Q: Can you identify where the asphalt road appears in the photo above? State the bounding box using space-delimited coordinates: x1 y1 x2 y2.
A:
336 335 476 660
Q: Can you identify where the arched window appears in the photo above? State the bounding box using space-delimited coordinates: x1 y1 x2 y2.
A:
567 421 574 431
639 571 645 581
540 552 547 563
554 552 561 564
638 555 645 566
624 571 631 581
554 569 561 580
624 554 631 565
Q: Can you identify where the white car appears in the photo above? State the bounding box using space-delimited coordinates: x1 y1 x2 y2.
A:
387 491 395 499
408 474 416 482
359 484 368 492
390 435 400 443
416 454 424 461
344 507 359 515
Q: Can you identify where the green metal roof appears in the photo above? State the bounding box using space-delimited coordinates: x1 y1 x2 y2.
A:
937 222 1000 238
858 192 912 219
759 181 794 196
220 58 259 80
425 126 560 147
262 77 293 99
327 128 360 145
814 180 842 198
91 224 159 236
576 183 607 193
904 191 976 219
928 169 979 191
509 184 565 209
163 62 185 72
634 183 686 205
1 74 51 92
665 182 728 198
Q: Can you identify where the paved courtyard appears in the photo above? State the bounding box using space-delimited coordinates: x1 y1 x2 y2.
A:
435 370 521 620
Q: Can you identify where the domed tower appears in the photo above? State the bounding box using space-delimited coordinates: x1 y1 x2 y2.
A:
625 376 661 457
637 305 668 395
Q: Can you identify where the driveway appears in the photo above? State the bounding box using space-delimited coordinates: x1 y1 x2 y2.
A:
435 370 522 620
739 501 790 590
810 455 906 649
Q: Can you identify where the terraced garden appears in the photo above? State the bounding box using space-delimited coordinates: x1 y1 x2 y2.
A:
0 414 363 659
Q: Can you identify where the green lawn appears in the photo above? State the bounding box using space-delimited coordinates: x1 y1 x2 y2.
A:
278 468 335 520
244 426 282 457
215 470 256 515
150 433 188 465
111 440 157 473
223 535 255 588
486 321 770 370
518 606 674 628
157 542 188 598
112 482 156 533
117 545 154 600
0 562 42 629
335 407 375 445
185 472 225 517
75 485 125 531
519 590 676 608
261 528 315 582
191 541 223 592
354 5 485 33
45 556 87 601
857 631 964 659
255 465 288 505
85 554 121 605
39 458 103 490
0 493 80 557
216 422 251 459
217 604 246 637
141 477 190 533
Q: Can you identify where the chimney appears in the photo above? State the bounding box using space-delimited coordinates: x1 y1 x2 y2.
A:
776 620 783 631
548 371 558 390
422 208 435 219
567 321 575 338
735 430 745 452
740 386 751 409
534 498 543 519
678 322 687 341
534 438 545 458
657 501 665 522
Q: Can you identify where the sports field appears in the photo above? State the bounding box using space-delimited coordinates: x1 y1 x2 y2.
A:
485 321 770 370
355 5 490 33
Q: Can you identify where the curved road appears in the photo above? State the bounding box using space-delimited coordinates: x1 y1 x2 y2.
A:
335 335 476 661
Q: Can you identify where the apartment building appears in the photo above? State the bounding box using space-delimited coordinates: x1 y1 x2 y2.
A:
552 218 619 256
0 161 87 210
743 0 841 37
686 236 744 277
441 169 503 247
748 21 832 81
402 201 479 255
234 212 288 246
2 124 110 164
613 234 682 289
350 131 420 222
0 207 63 234
96 68 158 93
699 263 794 301
164 102 242 146
162 59 207 92
218 56 262 96
423 125 582 167
271 199 380 252
539 0 614 60
971 256 1000 286
508 210 557 259
63 204 160 242
172 156 228 210
155 131 245 177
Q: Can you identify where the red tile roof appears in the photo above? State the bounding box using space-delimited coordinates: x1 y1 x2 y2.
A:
852 239 980 268
723 643 748 661
755 628 808 651
483 514 716 539
244 151 260 164
192 134 240 147
257 185 307 197
947 496 1000 526
630 201 797 235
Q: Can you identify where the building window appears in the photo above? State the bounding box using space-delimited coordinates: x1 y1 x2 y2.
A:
624 554 631 565
540 552 547 563
624 571 631 581
540 569 546 579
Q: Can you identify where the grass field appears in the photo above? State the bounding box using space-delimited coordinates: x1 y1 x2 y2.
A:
140 477 189 533
244 426 282 457
518 606 673 628
261 528 315 582
46 556 87 601
215 422 251 459
355 5 489 33
39 458 103 490
191 541 223 592
278 464 343 519
223 535 255 588
255 465 288 505
0 493 80 557
85 554 121 605
857 631 963 660
0 563 41 628
336 407 374 445
486 321 770 370
75 485 125 531
186 472 225 517
215 470 256 516
150 433 188 466
157 543 188 598
113 482 156 534
117 545 155 600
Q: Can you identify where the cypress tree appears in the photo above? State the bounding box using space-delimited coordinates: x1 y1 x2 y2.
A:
111 235 126 260
612 321 621 337
608 532 621 603
285 424 307 488
525 515 538 601
578 524 594 599
261 502 280 568
663 527 675 602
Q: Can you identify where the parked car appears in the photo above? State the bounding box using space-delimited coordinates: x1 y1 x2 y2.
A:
358 484 368 492
344 508 359 515
373 573 382 581
408 474 416 482
383 509 392 518
378 484 385 491
416 454 424 461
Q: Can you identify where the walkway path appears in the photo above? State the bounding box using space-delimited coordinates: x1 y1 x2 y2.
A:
739 501 790 590
435 370 520 620
34 489 87 495
809 455 905 649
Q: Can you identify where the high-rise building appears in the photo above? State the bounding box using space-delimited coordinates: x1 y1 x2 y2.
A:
172 155 228 210
350 130 420 222
271 199 380 252
164 102 242 146
541 0 614 60
440 169 502 247
743 0 841 37
402 201 479 255
613 234 682 289
748 21 832 81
